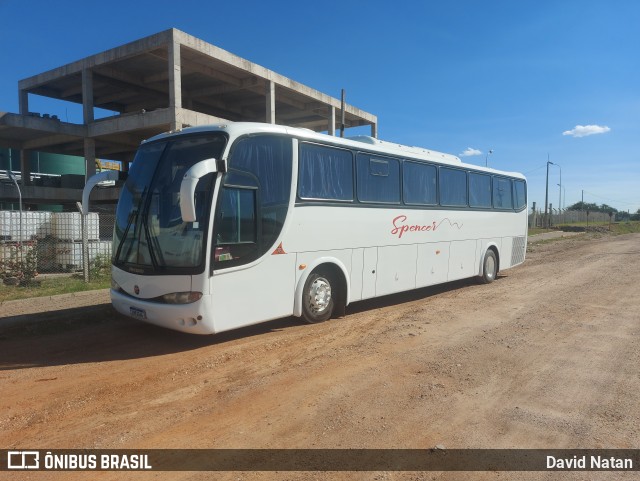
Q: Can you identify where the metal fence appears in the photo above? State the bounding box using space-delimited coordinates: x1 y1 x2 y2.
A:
528 209 612 228
1 209 114 282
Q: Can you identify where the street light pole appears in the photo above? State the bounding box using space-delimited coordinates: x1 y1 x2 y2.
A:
485 149 493 167
545 158 561 228
6 169 23 244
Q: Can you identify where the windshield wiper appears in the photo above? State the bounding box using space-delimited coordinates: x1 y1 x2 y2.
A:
114 186 146 264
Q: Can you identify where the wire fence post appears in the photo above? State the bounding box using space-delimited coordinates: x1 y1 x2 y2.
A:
77 202 90 282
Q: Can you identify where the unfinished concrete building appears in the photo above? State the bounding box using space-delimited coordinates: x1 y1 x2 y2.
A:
0 28 377 205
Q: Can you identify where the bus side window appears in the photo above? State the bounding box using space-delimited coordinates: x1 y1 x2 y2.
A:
514 180 527 210
469 172 492 208
356 154 400 203
493 177 513 209
439 167 468 207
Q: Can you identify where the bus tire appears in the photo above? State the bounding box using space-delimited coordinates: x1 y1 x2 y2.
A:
301 271 334 323
479 249 497 284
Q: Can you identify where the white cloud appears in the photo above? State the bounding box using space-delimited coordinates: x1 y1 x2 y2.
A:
562 124 611 138
460 147 482 157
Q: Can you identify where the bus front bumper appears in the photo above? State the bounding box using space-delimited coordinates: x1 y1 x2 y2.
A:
111 289 215 335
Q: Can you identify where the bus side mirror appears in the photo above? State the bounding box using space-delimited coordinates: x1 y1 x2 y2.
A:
180 158 226 222
81 170 124 215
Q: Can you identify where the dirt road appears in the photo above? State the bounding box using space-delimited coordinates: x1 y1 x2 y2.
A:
1 233 639 480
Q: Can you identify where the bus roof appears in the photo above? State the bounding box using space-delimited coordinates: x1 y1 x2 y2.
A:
144 122 525 179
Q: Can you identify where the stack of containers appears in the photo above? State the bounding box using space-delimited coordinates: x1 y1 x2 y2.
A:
52 212 100 271
1 210 111 274
0 211 51 269
0 211 52 241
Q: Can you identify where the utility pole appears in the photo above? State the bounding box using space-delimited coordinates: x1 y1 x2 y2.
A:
558 167 562 215
545 156 550 227
340 89 345 138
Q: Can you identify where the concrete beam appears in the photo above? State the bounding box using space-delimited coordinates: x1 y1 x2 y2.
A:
0 184 121 204
180 54 244 87
0 112 87 136
88 108 173 137
189 77 260 99
18 29 174 91
180 108 229 128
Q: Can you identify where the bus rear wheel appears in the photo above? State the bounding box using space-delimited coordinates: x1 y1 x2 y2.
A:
301 271 334 323
479 249 497 284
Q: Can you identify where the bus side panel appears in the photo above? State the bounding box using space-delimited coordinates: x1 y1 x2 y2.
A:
447 240 477 281
362 247 378 300
210 253 296 332
416 242 450 288
350 248 364 302
500 237 514 269
376 244 417 297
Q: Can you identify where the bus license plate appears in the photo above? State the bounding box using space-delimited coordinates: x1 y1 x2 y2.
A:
129 307 147 320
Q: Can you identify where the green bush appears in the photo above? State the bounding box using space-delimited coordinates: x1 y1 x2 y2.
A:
0 242 39 285
89 253 111 280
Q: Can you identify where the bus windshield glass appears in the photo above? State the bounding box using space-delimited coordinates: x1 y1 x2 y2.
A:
113 133 227 272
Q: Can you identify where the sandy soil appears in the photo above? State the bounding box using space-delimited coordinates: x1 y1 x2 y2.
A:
1 233 639 480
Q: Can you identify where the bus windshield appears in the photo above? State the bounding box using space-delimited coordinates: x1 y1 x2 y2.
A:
113 133 227 273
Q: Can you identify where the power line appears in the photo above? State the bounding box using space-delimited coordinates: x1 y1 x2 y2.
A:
582 190 638 207
523 164 546 175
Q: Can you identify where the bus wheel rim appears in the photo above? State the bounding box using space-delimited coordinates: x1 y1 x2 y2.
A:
486 256 496 279
309 277 331 313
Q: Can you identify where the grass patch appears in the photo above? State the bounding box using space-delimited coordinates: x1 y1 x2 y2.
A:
555 220 609 227
0 274 110 302
528 228 554 236
609 221 640 235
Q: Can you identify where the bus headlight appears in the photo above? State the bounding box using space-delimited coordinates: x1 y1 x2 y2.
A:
111 278 121 291
161 292 203 304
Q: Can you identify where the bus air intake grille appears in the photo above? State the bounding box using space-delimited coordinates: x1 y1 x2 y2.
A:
511 236 526 266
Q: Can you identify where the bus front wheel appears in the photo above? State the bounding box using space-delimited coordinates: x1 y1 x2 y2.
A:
301 271 334 323
479 249 497 284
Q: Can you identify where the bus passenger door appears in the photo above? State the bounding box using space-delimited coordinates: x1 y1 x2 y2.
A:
208 168 295 332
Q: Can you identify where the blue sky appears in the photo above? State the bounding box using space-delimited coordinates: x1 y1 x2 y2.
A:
1 0 638 212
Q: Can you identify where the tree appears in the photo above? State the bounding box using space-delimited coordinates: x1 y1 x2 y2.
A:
566 202 618 214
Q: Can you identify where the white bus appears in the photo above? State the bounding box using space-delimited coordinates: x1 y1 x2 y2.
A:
109 122 527 334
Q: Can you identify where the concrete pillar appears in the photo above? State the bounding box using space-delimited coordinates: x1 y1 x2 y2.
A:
84 138 96 181
168 40 182 131
19 90 29 115
20 150 32 186
266 80 276 124
82 69 94 123
371 122 378 139
329 106 336 136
